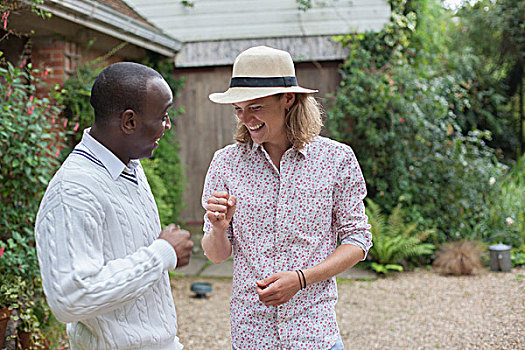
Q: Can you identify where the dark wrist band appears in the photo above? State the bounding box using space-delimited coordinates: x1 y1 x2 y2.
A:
298 269 306 289
295 270 304 289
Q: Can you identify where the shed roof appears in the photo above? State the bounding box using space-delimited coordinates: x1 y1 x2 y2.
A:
38 0 182 56
123 0 390 42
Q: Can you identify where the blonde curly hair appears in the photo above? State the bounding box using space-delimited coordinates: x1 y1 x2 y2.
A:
233 93 323 149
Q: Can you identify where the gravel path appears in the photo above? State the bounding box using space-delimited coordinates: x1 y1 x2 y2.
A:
171 268 524 350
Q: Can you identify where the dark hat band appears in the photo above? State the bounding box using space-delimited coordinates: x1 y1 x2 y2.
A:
229 76 298 88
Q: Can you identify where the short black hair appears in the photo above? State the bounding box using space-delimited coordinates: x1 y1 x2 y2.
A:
90 62 164 123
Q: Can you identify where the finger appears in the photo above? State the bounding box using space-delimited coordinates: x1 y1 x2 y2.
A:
261 295 281 306
212 191 230 199
227 195 237 207
205 204 228 213
226 196 237 221
255 280 266 288
207 197 227 205
207 211 224 221
257 274 279 288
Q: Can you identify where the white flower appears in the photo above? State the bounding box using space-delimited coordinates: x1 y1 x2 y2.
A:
506 217 514 226
489 177 496 185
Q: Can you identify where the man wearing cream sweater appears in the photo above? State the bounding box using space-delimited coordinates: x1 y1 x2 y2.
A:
35 62 193 349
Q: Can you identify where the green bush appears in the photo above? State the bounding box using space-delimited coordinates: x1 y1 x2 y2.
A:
142 128 186 226
62 64 102 145
478 156 525 249
326 0 510 242
449 0 524 157
0 61 64 258
0 60 65 342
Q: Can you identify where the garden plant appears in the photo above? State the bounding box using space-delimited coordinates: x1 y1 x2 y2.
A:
326 0 524 255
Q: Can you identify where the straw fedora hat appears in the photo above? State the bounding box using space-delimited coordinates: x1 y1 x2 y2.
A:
209 46 318 104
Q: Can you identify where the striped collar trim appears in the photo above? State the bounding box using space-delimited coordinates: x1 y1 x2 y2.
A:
71 148 139 185
78 128 140 181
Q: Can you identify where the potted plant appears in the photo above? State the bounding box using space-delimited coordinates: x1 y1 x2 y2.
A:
15 279 48 350
0 274 18 348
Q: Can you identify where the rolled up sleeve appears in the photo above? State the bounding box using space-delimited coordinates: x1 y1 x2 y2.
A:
333 148 373 260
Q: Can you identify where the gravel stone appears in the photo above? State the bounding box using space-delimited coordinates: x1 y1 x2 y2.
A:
172 268 524 349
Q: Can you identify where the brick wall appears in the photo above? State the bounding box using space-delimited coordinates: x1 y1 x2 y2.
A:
30 37 122 95
31 37 68 87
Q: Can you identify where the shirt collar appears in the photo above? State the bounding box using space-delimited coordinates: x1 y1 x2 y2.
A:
250 140 309 157
80 128 140 180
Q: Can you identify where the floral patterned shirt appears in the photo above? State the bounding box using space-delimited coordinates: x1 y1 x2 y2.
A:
202 136 372 350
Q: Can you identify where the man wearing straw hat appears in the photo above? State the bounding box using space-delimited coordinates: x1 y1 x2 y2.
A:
201 46 372 349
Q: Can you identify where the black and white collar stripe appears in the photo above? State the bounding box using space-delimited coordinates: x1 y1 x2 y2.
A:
72 148 138 185
71 149 104 168
120 170 138 185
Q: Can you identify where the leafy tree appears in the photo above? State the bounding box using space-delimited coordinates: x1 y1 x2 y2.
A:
326 0 510 242
451 0 524 157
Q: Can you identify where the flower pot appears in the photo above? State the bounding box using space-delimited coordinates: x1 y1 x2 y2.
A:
0 307 11 349
18 330 49 350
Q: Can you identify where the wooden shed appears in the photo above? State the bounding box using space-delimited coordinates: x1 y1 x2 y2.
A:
124 0 391 225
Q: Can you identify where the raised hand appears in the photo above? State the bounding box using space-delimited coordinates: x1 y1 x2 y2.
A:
205 191 237 231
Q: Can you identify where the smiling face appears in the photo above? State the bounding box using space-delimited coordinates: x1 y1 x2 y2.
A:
130 78 173 160
233 93 295 148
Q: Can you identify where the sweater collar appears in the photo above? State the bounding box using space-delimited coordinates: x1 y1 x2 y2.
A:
79 128 140 181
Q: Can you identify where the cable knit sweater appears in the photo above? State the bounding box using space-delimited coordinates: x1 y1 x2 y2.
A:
35 130 183 349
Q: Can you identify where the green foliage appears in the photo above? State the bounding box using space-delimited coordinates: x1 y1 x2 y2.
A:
477 156 525 248
0 61 64 247
448 0 524 157
62 64 102 144
0 60 66 344
0 0 51 21
296 0 313 11
0 275 48 346
511 245 525 267
142 128 186 226
366 199 435 274
137 54 186 97
326 0 513 242
371 262 403 274
181 0 195 7
142 158 172 224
